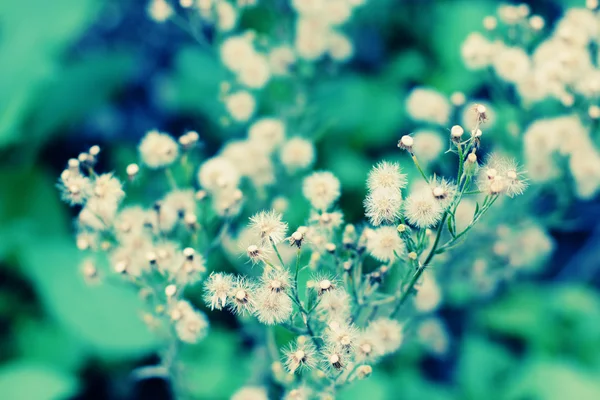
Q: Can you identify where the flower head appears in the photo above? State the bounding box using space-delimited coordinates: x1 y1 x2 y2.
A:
204 273 234 310
367 161 407 191
139 130 179 168
404 188 444 228
364 188 403 226
283 338 318 373
249 210 288 245
366 226 406 263
303 171 341 211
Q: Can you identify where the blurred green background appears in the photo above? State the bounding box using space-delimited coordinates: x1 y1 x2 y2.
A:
2 0 600 399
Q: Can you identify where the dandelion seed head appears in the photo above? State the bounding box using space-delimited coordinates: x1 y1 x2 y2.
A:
403 189 444 228
204 273 234 310
303 171 341 211
283 339 318 373
364 188 403 226
238 53 271 89
139 130 179 169
248 118 286 153
406 88 451 126
255 288 293 325
224 91 256 122
367 318 403 355
280 137 315 173
366 226 406 263
198 157 241 193
367 161 407 192
249 210 288 245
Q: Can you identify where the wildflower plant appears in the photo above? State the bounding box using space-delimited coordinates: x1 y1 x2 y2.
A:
55 1 533 398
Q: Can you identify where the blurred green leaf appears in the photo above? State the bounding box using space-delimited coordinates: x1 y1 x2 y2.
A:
0 0 98 147
180 328 252 398
0 361 76 400
316 76 406 147
457 336 514 399
167 47 227 121
505 358 600 400
18 239 159 360
16 319 86 372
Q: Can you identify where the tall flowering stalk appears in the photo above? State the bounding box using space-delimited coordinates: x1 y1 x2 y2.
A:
56 1 533 398
203 106 526 398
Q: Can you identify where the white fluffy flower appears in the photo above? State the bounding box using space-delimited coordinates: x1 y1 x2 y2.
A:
148 0 173 22
215 2 237 32
461 32 495 69
248 118 286 153
414 272 442 313
238 53 271 89
174 303 209 344
254 288 293 325
406 88 451 126
204 273 233 310
249 210 288 245
328 31 353 61
366 226 406 262
403 188 444 228
138 130 179 169
220 35 256 73
367 161 407 191
279 137 315 173
413 130 444 165
224 91 256 122
302 171 341 211
197 156 240 192
364 188 403 226
493 45 530 83
58 172 92 205
367 318 403 355
283 339 318 373
295 17 330 60
231 386 268 400
268 45 296 75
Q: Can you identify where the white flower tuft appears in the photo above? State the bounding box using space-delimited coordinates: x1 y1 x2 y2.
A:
302 171 341 211
366 226 406 263
249 210 288 245
367 161 407 192
364 188 403 226
403 188 444 228
139 130 179 169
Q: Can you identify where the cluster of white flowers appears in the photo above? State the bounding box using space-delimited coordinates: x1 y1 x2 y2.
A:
462 2 600 199
59 2 539 398
197 103 525 394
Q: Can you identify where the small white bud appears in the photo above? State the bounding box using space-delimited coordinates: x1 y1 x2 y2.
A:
483 16 497 30
89 145 101 157
589 105 600 119
476 104 486 114
183 247 195 259
450 91 466 106
450 125 464 140
165 284 177 297
126 163 139 177
529 15 544 30
397 135 414 151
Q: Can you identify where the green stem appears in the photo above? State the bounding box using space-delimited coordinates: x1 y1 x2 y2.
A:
411 154 429 183
270 237 286 267
391 212 448 317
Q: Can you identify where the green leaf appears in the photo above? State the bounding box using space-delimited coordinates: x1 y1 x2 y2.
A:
0 361 77 400
18 239 159 360
457 336 514 399
505 358 600 400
